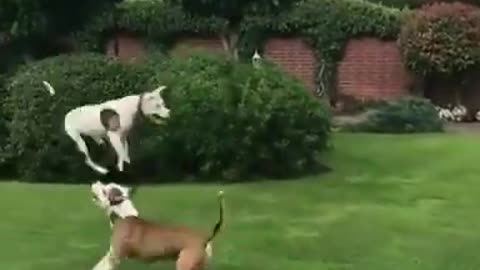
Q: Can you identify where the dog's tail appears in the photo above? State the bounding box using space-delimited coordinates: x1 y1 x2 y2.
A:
42 81 56 96
204 190 224 258
206 190 224 244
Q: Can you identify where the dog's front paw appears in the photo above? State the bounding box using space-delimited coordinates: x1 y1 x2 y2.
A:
117 163 124 172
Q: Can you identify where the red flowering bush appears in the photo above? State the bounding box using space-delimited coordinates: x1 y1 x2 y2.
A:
398 2 480 75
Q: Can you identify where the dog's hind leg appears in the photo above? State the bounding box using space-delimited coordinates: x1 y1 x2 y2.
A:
121 136 130 164
176 249 206 270
107 131 126 172
92 247 120 270
65 128 108 174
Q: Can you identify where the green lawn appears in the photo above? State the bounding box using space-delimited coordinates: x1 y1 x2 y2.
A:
2 133 480 270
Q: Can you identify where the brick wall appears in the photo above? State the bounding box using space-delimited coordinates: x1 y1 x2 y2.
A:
104 35 414 102
105 32 145 62
263 38 317 91
336 38 412 100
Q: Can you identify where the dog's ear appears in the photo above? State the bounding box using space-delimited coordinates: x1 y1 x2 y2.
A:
100 109 121 132
108 187 125 205
153 86 166 95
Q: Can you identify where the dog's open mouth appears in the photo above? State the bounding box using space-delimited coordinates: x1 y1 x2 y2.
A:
150 114 167 123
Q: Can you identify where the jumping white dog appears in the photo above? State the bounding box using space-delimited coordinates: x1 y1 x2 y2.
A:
42 81 170 174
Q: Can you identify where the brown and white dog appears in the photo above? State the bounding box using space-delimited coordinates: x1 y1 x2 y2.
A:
90 181 225 270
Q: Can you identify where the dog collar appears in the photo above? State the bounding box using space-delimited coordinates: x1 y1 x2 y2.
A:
136 93 146 118
109 198 124 206
133 93 148 127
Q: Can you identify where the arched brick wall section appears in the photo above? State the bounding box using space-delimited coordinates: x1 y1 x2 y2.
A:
106 33 145 62
337 38 412 100
263 38 317 91
170 37 224 56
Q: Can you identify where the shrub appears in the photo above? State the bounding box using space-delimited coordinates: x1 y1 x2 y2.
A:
346 97 444 133
141 53 332 180
3 52 330 182
2 53 156 181
0 73 14 176
398 2 480 76
334 94 389 115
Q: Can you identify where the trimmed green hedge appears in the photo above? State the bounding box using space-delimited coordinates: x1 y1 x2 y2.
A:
345 97 444 133
2 52 331 182
143 53 332 180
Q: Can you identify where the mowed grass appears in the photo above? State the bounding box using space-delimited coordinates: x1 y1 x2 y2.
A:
2 133 480 270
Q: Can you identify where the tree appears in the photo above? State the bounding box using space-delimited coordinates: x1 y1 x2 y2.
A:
0 0 118 40
0 0 119 70
169 0 299 59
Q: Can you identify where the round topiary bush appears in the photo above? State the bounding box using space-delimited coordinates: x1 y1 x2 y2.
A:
139 53 332 180
398 2 480 76
2 53 157 181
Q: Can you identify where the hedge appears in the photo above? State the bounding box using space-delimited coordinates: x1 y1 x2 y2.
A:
144 53 332 180
344 97 444 133
2 52 331 182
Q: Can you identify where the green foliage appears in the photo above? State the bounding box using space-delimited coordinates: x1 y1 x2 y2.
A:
347 97 444 133
398 2 480 76
0 73 8 147
74 0 403 95
74 0 227 52
335 94 388 115
2 53 154 181
0 0 117 39
242 0 402 95
168 0 299 26
135 53 332 180
2 52 330 181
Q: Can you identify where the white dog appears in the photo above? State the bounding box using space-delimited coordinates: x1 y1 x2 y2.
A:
42 81 170 174
90 181 139 227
